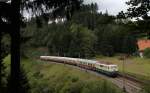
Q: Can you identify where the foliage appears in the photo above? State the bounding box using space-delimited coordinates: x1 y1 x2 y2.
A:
95 23 137 56
68 24 96 58
143 48 150 58
123 0 150 39
21 0 83 21
0 34 10 93
143 84 150 93
81 80 120 93
18 58 123 93
46 23 96 58
125 0 150 18
23 4 138 57
122 34 137 54
7 67 31 93
21 29 32 58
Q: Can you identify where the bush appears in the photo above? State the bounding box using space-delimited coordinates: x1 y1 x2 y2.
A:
143 48 150 58
81 80 121 93
143 84 150 93
71 77 79 83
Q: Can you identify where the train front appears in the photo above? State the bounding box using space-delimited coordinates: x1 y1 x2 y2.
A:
108 65 118 77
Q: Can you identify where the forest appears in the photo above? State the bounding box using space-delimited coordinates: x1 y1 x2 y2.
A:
22 3 139 58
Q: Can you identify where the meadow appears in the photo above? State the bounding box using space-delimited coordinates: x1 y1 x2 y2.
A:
4 55 123 93
95 56 150 83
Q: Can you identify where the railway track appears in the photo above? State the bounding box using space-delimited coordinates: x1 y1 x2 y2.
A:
41 60 143 93
110 76 142 93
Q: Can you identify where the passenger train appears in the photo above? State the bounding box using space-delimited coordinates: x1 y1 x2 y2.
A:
40 56 118 77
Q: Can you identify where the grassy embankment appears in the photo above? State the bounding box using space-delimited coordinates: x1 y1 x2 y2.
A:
4 55 123 93
95 55 150 83
24 47 150 84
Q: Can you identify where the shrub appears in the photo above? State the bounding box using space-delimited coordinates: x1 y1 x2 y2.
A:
143 48 150 58
143 84 150 93
82 80 121 93
71 77 79 83
60 81 83 93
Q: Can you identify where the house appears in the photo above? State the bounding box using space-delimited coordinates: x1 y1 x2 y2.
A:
137 39 150 58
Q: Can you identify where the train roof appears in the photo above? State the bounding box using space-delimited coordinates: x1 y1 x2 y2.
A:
78 59 97 64
40 56 117 66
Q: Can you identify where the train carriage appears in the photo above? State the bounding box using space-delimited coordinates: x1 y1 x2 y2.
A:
78 59 96 70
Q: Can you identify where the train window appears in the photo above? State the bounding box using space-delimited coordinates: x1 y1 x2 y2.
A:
112 66 115 69
111 66 117 70
111 67 113 69
100 65 103 67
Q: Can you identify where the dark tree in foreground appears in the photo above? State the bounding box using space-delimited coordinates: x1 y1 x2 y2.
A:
7 67 31 93
0 0 82 93
0 33 6 93
0 1 11 92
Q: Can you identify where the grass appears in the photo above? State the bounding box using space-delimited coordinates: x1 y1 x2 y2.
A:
4 56 123 93
94 55 150 82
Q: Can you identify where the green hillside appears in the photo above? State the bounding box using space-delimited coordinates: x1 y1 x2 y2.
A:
4 56 123 93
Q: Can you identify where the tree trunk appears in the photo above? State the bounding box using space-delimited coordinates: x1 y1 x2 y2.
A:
148 32 150 39
0 31 2 90
10 0 21 93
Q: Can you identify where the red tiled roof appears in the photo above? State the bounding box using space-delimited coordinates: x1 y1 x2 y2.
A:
137 40 150 51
